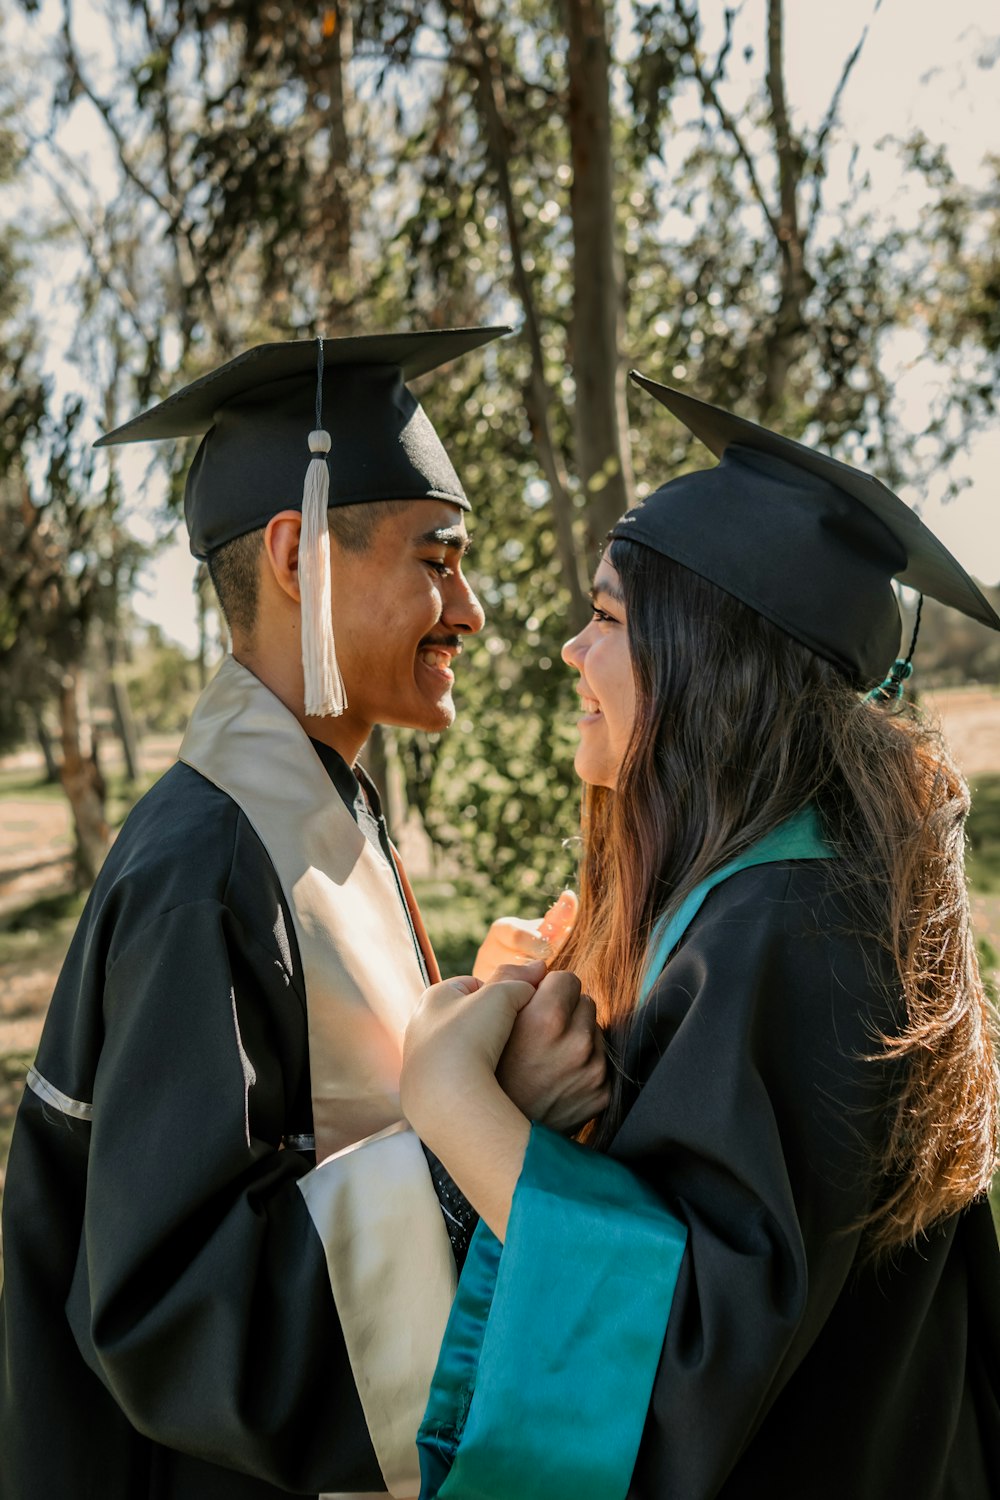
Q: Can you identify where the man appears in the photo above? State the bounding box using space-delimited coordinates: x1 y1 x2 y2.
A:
0 330 603 1499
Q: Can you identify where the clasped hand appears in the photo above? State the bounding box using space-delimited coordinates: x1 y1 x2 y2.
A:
401 959 610 1144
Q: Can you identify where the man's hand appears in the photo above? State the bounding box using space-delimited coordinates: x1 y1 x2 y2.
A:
473 890 579 982
497 968 610 1133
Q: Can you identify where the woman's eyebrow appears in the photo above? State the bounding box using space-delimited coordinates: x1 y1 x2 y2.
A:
590 578 624 605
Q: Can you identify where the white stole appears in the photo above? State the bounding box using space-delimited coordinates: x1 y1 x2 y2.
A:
180 656 455 1500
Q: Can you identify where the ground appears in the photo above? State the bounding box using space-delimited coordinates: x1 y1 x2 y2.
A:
1 688 998 1236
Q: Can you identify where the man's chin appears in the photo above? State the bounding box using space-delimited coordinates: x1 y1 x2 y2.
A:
392 693 456 734
421 694 456 732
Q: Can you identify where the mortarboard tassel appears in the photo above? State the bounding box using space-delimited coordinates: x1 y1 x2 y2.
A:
868 593 924 705
299 340 347 717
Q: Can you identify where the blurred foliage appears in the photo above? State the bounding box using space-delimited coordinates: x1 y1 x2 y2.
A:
917 588 1000 688
125 625 201 733
0 399 147 755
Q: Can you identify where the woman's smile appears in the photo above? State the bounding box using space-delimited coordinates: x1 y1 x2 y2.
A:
577 686 603 721
561 557 637 787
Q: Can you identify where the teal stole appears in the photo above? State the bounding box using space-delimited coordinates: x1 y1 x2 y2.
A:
417 807 833 1500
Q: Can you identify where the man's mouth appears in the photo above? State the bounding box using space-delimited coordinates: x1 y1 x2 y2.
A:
418 640 462 677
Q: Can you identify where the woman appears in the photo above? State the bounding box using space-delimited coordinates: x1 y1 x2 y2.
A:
401 379 1000 1499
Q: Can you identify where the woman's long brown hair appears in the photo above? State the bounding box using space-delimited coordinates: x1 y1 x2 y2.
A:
558 539 999 1254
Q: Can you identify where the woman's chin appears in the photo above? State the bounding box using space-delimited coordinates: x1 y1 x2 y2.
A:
573 745 617 790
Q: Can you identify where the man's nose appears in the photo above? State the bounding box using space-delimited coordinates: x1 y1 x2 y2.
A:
444 573 485 635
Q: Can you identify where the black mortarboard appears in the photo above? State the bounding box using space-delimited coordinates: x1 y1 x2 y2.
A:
616 374 1000 687
96 327 510 557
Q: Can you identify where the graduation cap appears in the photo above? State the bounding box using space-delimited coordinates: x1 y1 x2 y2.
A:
615 374 1000 689
97 327 509 716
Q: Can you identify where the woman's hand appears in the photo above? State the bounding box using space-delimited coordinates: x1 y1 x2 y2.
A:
401 965 543 1238
401 961 547 1142
472 890 578 982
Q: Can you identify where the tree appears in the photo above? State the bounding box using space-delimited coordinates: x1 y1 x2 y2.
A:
0 398 146 884
12 0 1000 904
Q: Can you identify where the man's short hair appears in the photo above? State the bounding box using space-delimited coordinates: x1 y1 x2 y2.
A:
207 500 414 637
207 527 264 637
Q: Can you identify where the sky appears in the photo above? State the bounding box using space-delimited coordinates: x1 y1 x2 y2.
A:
15 0 1000 651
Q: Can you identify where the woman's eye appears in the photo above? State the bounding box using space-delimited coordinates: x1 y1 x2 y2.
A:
591 606 616 624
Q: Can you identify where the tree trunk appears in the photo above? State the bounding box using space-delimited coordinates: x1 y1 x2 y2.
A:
319 0 355 305
361 725 408 834
565 0 634 546
363 723 390 806
759 0 811 418
58 666 110 888
461 0 591 627
33 707 60 784
105 627 141 782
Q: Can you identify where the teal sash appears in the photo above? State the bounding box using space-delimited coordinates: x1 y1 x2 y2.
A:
417 807 834 1500
639 805 834 1004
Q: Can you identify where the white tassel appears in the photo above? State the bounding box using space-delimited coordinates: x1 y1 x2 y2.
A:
299 428 347 717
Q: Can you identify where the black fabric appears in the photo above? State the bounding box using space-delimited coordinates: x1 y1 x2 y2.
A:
94 329 509 557
620 376 1000 686
0 763 388 1499
602 859 1000 1499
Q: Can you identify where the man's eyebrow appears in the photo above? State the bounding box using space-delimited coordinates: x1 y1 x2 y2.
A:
414 526 473 555
589 577 624 605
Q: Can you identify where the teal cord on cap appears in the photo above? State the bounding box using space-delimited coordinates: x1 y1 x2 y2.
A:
868 593 923 704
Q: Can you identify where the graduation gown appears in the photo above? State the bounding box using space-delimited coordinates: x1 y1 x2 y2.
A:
417 815 1000 1499
0 659 464 1500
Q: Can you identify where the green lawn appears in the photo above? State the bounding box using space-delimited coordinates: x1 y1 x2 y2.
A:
968 774 1000 895
0 764 163 828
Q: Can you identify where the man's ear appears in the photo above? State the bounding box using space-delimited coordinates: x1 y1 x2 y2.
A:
263 511 303 604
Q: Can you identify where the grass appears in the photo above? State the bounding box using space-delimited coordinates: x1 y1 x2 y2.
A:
967 775 1000 895
0 1053 30 1164
0 1053 32 1257
0 768 66 802
0 890 88 965
0 764 162 825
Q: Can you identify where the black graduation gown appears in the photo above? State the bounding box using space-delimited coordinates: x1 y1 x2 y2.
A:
417 859 1000 1500
0 752 460 1500
620 861 1000 1498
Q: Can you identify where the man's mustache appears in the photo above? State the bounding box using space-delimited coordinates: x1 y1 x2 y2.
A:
418 635 464 653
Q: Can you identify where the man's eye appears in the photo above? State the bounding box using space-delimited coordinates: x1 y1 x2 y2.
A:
426 559 453 578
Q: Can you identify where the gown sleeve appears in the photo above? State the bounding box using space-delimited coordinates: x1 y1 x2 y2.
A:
58 896 384 1494
417 864 900 1500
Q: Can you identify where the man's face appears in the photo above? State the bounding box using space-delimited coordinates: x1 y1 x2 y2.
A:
329 499 485 736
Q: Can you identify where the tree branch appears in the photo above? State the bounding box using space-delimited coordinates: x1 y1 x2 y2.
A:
672 0 782 244
807 0 883 232
60 0 233 355
454 0 590 621
27 142 156 351
759 0 812 416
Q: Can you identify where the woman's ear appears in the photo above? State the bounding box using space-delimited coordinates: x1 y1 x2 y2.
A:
263 510 303 604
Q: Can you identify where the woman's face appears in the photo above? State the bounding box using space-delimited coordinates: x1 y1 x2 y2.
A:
561 556 637 788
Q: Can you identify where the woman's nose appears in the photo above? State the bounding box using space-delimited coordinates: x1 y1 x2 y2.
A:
561 627 588 670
